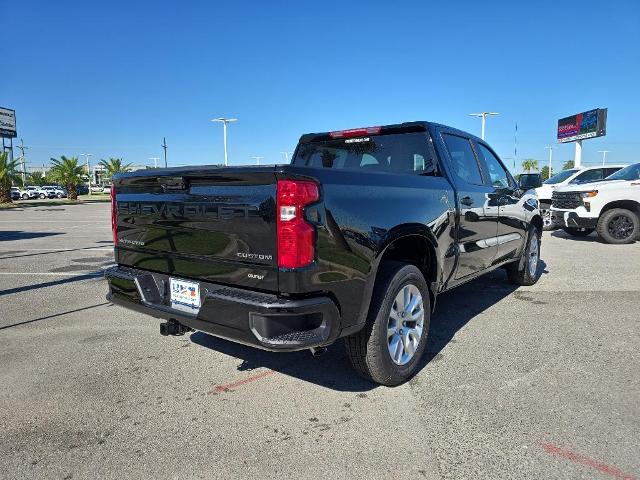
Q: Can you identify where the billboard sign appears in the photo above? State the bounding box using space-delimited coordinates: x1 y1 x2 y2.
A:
0 107 17 138
557 108 607 143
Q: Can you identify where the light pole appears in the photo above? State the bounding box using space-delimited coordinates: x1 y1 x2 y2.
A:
149 157 161 168
81 153 93 195
469 112 499 140
250 155 264 165
544 146 554 180
161 137 168 168
597 150 610 166
211 117 238 166
16 139 29 185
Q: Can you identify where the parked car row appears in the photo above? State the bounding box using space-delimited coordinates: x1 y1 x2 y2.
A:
7 184 108 200
549 162 640 244
10 185 67 200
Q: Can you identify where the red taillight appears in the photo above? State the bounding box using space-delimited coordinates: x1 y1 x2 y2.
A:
329 126 381 138
110 183 118 246
276 179 319 269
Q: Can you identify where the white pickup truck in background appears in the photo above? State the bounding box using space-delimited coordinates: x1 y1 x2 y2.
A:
550 162 640 244
536 164 626 230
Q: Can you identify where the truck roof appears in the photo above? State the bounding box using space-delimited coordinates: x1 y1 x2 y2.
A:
298 121 482 144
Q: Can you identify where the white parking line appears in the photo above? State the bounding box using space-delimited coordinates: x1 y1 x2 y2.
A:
0 220 105 223
0 247 113 252
0 272 104 276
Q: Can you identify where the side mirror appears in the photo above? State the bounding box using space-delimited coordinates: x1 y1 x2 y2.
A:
518 174 543 190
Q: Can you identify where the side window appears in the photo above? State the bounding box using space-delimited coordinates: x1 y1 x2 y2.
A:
572 168 603 184
476 143 511 188
604 167 621 178
360 154 381 168
442 133 483 185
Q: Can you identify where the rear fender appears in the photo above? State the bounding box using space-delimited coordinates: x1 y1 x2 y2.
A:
354 225 440 326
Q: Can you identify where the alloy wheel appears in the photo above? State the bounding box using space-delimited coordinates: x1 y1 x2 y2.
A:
387 284 424 365
608 215 634 240
528 234 539 277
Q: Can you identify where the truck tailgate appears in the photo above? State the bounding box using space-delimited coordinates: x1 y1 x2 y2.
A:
114 168 278 291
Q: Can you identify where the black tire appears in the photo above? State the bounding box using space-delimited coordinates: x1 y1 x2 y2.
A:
39 193 46 199
562 227 595 237
21 194 28 200
506 225 541 286
344 262 431 386
596 208 639 244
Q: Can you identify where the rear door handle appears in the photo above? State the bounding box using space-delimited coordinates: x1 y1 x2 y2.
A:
461 196 474 206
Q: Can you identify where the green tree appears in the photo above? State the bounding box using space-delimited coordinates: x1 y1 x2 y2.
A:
521 158 539 172
49 156 85 200
98 158 132 183
0 151 22 203
28 171 47 186
562 160 575 170
540 165 553 181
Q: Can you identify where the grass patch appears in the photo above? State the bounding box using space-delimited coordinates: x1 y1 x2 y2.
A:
0 195 110 209
0 203 20 210
78 194 110 202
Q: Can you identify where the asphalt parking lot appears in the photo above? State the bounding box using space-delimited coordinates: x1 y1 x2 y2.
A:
0 202 638 480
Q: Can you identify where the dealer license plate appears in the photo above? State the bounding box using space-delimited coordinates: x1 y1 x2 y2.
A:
169 277 201 313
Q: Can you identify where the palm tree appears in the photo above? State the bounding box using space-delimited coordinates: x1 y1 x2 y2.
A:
521 159 539 172
0 151 22 203
49 156 85 200
99 158 132 183
28 171 47 186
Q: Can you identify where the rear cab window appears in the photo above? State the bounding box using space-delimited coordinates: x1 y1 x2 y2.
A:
292 132 439 176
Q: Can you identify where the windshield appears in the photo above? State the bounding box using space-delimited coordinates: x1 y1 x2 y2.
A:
605 163 640 181
543 169 578 184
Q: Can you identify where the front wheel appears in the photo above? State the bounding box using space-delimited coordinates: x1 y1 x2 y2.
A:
39 193 46 199
21 194 28 200
344 262 430 386
563 227 595 237
596 208 639 244
506 226 541 286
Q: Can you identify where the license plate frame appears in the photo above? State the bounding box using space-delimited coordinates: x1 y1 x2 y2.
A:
169 277 201 313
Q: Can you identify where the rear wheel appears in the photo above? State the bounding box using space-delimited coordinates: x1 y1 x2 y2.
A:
39 193 46 199
562 227 594 237
507 226 541 286
21 193 28 200
596 208 639 244
344 262 430 386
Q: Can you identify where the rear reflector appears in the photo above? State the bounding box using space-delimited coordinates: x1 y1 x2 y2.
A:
276 179 319 269
329 126 381 138
110 183 118 246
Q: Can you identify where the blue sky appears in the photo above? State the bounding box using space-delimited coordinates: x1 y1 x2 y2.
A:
3 0 640 173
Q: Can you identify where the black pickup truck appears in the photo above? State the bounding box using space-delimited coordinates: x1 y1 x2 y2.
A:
106 121 543 385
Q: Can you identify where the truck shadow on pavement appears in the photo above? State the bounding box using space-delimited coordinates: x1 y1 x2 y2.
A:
0 231 63 242
191 265 544 391
550 230 600 242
